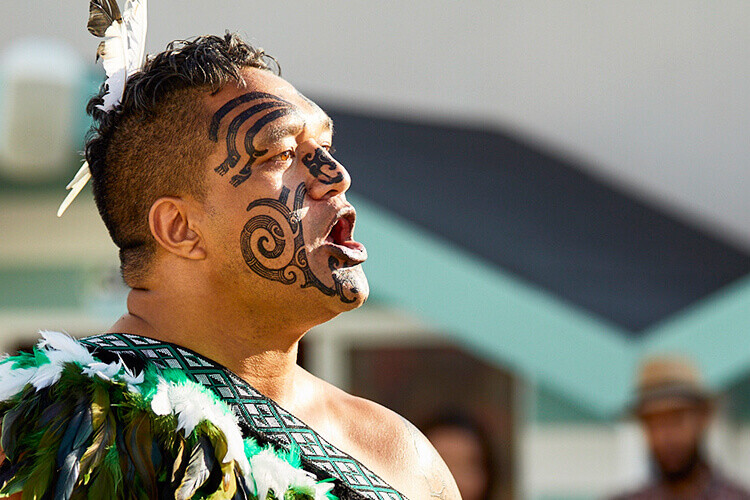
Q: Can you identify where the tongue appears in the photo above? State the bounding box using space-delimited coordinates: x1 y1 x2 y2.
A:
329 240 367 264
326 218 367 264
339 239 365 251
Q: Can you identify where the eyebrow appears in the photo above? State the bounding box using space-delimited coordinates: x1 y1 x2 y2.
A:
325 116 334 136
256 114 335 146
260 119 305 145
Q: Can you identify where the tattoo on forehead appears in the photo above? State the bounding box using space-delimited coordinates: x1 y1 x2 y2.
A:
209 91 298 187
240 182 357 303
208 91 294 139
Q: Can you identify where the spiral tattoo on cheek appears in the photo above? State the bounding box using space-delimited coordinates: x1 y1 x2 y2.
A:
240 183 357 303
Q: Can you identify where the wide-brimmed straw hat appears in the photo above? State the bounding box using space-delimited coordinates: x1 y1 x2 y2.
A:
632 355 712 416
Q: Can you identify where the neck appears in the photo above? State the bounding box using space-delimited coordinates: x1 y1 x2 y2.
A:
661 458 711 496
109 286 309 407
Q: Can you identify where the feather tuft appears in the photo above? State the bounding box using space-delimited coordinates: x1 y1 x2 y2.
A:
150 375 248 471
58 0 148 217
89 0 148 112
246 448 333 500
87 0 123 37
37 331 94 364
57 162 92 217
0 366 35 401
28 331 96 391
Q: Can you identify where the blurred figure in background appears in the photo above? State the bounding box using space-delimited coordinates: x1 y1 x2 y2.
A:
423 411 495 500
612 356 750 500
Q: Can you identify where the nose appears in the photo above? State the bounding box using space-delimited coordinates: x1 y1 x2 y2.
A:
300 144 352 200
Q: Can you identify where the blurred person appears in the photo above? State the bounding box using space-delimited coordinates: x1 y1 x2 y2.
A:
0 2 461 499
611 356 750 500
423 412 495 500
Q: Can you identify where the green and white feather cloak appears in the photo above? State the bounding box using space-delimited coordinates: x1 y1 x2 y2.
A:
0 331 336 500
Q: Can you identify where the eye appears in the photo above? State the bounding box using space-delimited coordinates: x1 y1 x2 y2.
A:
270 149 295 162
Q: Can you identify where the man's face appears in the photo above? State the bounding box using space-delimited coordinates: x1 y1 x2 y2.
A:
199 68 369 322
426 426 489 500
639 400 710 480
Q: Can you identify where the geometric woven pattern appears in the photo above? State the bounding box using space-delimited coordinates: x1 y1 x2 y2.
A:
79 333 406 500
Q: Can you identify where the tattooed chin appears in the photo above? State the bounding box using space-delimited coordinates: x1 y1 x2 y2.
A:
327 259 369 303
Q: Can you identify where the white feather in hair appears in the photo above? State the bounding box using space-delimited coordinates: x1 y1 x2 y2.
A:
57 0 147 217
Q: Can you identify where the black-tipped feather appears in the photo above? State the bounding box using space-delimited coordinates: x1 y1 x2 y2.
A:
170 436 187 488
1 404 24 461
22 416 68 500
174 436 216 500
87 0 122 37
123 413 158 499
54 399 93 500
79 385 116 481
231 463 250 500
0 459 22 494
85 448 122 500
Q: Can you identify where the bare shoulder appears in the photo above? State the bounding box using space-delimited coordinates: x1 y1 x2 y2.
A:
303 373 461 499
393 410 463 500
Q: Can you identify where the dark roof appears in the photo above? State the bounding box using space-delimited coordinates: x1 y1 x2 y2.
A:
326 106 750 334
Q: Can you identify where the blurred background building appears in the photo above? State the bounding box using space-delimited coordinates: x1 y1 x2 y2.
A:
1 2 749 499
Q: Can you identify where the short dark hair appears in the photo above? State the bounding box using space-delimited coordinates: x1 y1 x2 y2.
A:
85 32 280 286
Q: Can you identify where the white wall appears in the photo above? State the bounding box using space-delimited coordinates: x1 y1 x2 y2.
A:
2 1 748 248
522 417 750 500
522 423 645 499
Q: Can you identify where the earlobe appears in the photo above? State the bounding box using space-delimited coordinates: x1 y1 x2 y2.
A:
149 197 207 260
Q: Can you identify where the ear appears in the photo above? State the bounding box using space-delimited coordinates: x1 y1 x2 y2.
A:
148 196 207 260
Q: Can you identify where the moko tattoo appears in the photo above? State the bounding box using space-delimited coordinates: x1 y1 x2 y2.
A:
240 183 357 303
209 92 297 187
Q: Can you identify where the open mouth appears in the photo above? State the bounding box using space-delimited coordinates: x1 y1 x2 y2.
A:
324 208 367 266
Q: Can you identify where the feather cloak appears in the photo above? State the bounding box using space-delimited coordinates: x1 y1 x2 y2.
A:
0 332 335 500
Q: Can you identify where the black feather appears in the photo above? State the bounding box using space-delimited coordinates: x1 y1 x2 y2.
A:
174 436 216 500
231 463 250 500
87 0 122 37
79 385 116 481
116 422 136 488
54 399 94 500
38 398 71 428
0 459 21 493
0 386 47 461
123 413 157 499
169 436 187 489
0 474 24 498
1 404 24 461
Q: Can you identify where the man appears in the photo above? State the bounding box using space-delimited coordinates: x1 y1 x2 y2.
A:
612 356 750 500
422 412 495 500
0 32 460 500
